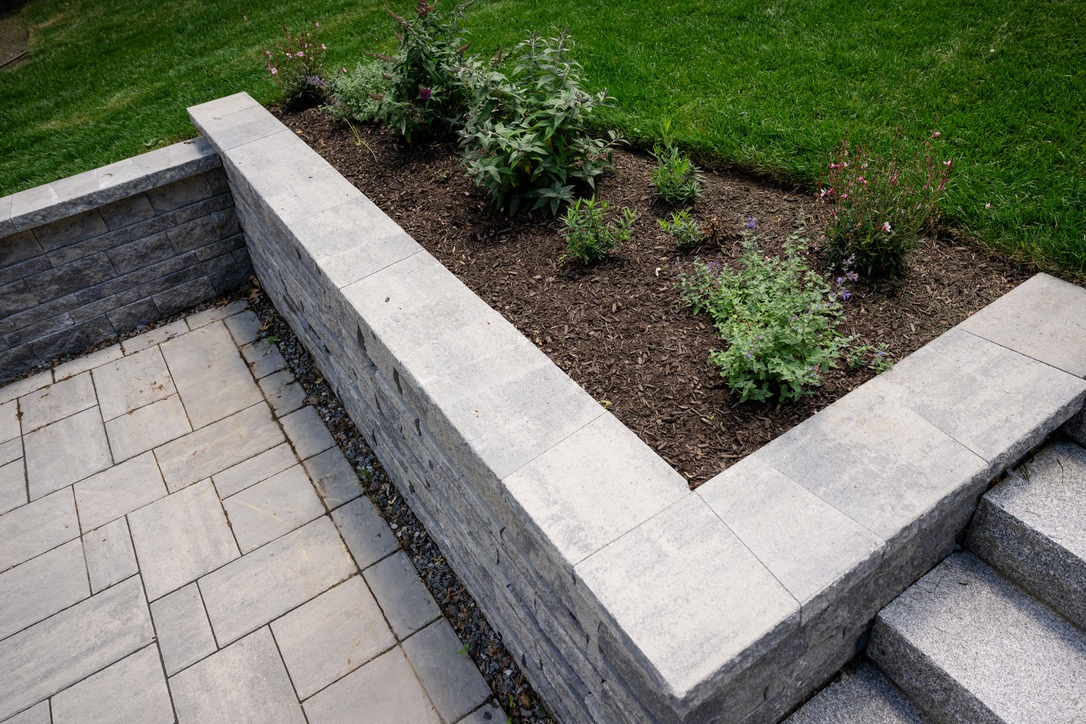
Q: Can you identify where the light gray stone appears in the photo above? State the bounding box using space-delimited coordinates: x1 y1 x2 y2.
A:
281 405 335 461
785 662 924 723
331 496 398 570
0 538 89 639
303 446 363 511
186 299 249 330
51 342 123 381
272 575 396 699
199 516 355 644
240 337 287 379
0 488 78 572
9 184 61 232
958 273 1086 377
871 552 1086 723
212 441 297 498
0 370 52 405
967 441 1086 630
577 494 800 707
133 136 220 184
2 700 49 724
51 644 172 724
0 459 25 515
169 627 305 724
224 309 261 346
160 323 262 429
119 319 189 354
23 407 112 499
74 451 167 532
83 516 139 593
0 577 153 721
0 399 19 443
92 345 176 421
363 551 440 639
189 100 288 153
258 369 306 416
94 158 152 198
104 393 192 462
457 703 506 724
223 464 325 553
150 582 217 675
128 479 240 601
303 647 440 723
403 618 491 722
154 402 284 492
19 372 97 432
0 438 19 467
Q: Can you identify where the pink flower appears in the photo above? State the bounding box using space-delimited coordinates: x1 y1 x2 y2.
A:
321 44 326 50
296 51 305 57
882 221 892 233
857 176 867 185
944 159 953 167
270 67 278 75
931 131 941 138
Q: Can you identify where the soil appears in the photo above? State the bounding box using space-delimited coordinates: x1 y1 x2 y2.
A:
0 0 29 71
276 107 1035 487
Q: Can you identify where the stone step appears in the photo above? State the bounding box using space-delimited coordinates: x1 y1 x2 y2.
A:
784 661 925 723
966 440 1086 631
869 552 1086 723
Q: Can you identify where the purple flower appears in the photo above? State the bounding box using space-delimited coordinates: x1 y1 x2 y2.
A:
839 290 852 301
744 217 757 229
418 86 432 101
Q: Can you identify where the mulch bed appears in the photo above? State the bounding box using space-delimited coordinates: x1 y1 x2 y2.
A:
276 107 1034 486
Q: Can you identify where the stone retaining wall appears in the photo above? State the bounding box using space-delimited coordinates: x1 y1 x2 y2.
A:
0 138 251 382
191 92 1086 723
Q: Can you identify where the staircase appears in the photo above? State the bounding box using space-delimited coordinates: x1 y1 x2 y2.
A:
787 431 1086 723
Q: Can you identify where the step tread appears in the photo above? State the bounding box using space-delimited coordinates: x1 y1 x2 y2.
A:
785 662 925 724
872 552 1086 723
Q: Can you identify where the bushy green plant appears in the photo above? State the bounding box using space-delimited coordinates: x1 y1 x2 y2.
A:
658 210 704 249
678 234 851 402
263 22 329 111
560 196 636 265
326 62 385 122
458 32 619 216
650 138 703 204
821 132 952 279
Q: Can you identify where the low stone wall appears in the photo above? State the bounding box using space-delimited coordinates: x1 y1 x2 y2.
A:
0 138 251 381
191 92 1086 723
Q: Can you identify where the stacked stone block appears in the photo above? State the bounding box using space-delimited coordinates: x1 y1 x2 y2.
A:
0 138 251 382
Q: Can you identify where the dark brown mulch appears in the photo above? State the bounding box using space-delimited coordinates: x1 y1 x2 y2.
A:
276 108 1034 487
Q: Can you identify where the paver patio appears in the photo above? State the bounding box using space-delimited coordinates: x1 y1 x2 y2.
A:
0 302 499 723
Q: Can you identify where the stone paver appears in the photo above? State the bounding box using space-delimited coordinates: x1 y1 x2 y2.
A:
0 301 497 723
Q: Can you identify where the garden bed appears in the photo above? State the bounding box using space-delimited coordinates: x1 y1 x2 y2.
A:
276 108 1033 485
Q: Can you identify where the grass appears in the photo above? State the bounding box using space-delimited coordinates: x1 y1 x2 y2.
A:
2 0 1083 276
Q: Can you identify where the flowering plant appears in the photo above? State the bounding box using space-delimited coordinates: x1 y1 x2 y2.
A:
263 22 329 111
820 131 952 279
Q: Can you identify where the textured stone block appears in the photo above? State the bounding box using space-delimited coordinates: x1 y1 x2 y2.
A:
30 313 115 364
0 254 50 288
51 645 173 724
281 405 336 461
74 451 167 532
303 647 440 723
0 488 78 572
364 551 441 639
0 229 43 266
83 516 139 593
303 446 363 511
28 252 114 304
784 662 924 723
0 279 37 317
0 538 90 639
9 183 62 231
403 618 491 722
92 345 175 420
133 136 221 184
107 230 176 273
153 275 218 316
189 100 287 152
187 91 261 124
106 296 161 333
331 496 399 571
19 371 97 432
1065 409 1086 446
145 172 213 213
24 407 112 499
166 214 218 252
161 323 262 428
98 193 155 231
31 209 107 252
223 464 325 553
150 582 217 676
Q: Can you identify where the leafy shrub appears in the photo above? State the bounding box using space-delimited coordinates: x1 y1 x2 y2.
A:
659 210 704 249
560 196 636 265
650 131 703 204
678 234 851 402
263 22 329 111
458 32 618 216
326 63 386 122
821 132 953 279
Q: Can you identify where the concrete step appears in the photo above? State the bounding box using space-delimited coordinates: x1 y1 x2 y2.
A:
966 441 1086 631
784 661 926 724
869 552 1086 723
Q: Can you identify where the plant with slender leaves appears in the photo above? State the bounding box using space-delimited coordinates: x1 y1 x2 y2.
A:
560 196 636 265
659 209 704 249
263 22 329 111
650 124 703 204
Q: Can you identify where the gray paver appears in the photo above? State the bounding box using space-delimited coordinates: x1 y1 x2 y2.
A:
128 479 240 601
212 441 297 498
258 369 306 416
0 370 52 406
18 372 97 433
92 346 176 421
51 645 173 724
0 439 20 467
199 516 355 645
160 323 262 429
303 446 363 511
119 319 189 355
240 338 287 379
364 551 440 639
83 516 139 593
150 582 217 675
331 496 399 570
154 402 284 492
74 451 167 533
224 309 262 346
403 618 491 722
0 487 79 572
785 662 924 723
185 300 249 330
0 399 19 443
170 627 305 724
0 459 25 515
458 703 506 723
24 407 112 500
0 577 153 721
223 464 325 553
303 647 440 724
0 538 89 640
104 393 192 462
2 701 49 724
51 343 123 382
272 575 396 699
281 405 335 461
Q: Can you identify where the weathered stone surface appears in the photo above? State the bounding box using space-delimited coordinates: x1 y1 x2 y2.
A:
0 459 25 515
74 451 166 532
458 703 507 724
128 479 240 601
0 279 39 317
145 173 212 214
161 322 261 428
303 647 440 723
967 441 1086 631
871 552 1086 723
0 253 49 289
223 464 325 553
0 229 43 267
212 441 297 498
332 496 399 571
83 516 139 593
0 488 78 572
364 551 441 639
92 345 176 420
170 627 305 724
29 252 114 304
785 662 924 723
119 318 188 354
52 342 123 381
223 309 261 346
166 214 217 252
30 313 115 365
98 193 155 231
0 538 89 639
24 407 111 499
240 337 287 379
105 392 192 462
19 372 97 432
133 136 221 184
51 644 173 724
152 275 218 317
9 183 61 232
1066 409 1086 447
0 399 18 443
959 273 1086 377
150 582 217 676
303 446 363 511
3 700 49 724
403 618 491 722
107 229 176 273
189 101 287 152
258 369 306 416
186 299 248 329
281 405 335 461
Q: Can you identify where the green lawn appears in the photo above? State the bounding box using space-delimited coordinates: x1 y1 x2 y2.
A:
2 0 1083 276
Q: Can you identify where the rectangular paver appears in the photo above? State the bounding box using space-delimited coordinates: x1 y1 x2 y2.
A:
24 407 112 500
104 393 192 463
160 323 262 429
3 701 50 724
150 582 218 676
84 516 139 593
240 338 287 380
19 372 97 433
331 497 399 571
403 618 491 723
258 369 306 416
52 343 123 382
0 399 19 443
212 442 297 498
223 464 325 553
0 487 79 573
0 538 90 640
0 370 52 406
363 551 440 640
119 319 188 355
74 451 167 533
303 647 440 723
0 458 26 515
92 346 176 421
280 406 335 461
51 644 173 724
303 447 363 511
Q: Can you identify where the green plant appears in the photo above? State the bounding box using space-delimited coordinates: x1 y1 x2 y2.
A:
821 132 952 279
458 32 619 216
560 196 636 265
658 209 705 249
849 343 894 373
262 22 329 111
678 233 851 402
326 62 386 122
650 124 703 204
